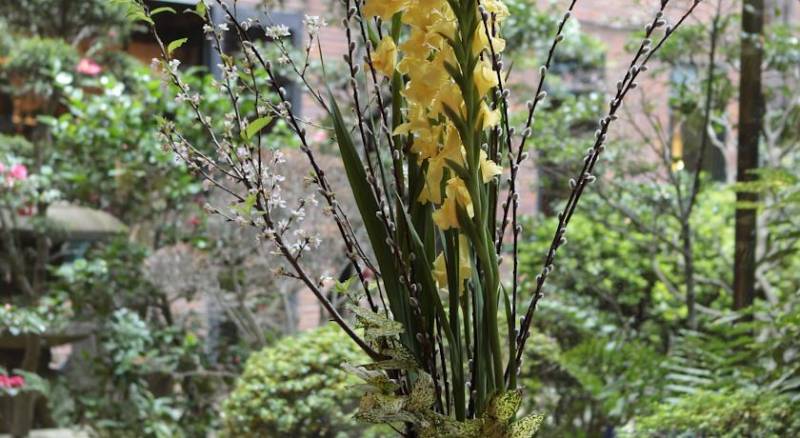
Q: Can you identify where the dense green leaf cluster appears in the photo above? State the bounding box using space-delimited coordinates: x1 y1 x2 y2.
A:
516 189 738 434
2 37 79 98
630 388 800 437
0 0 128 41
222 324 371 438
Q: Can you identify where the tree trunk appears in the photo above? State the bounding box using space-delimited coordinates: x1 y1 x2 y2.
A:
734 0 764 311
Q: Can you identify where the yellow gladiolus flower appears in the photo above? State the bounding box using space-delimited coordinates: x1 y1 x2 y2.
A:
402 0 452 30
480 102 501 129
372 36 397 77
482 0 510 21
434 81 464 118
433 177 474 230
410 126 442 162
474 59 499 97
479 150 503 183
433 253 448 289
397 106 443 163
419 161 445 205
472 26 506 56
363 0 409 20
428 14 458 42
418 126 465 204
404 60 449 107
431 234 472 293
398 29 432 70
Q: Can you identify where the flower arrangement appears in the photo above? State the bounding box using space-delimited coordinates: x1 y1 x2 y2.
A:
131 0 702 435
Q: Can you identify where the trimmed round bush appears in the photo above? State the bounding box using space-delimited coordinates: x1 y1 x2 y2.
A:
222 324 369 437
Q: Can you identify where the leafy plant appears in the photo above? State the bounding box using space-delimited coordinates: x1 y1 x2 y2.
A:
1 37 78 98
222 324 371 437
628 388 800 437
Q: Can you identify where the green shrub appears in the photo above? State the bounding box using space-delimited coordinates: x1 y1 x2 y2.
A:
222 324 370 437
628 388 800 437
2 37 78 97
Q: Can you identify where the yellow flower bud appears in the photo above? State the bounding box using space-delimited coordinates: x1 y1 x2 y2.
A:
474 59 499 97
480 102 501 130
472 26 506 56
433 253 448 289
432 234 472 293
418 125 465 205
483 0 510 21
363 0 409 21
479 150 503 183
433 177 474 230
372 36 397 77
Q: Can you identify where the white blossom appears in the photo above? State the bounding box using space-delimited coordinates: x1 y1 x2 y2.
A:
303 15 326 35
266 24 291 39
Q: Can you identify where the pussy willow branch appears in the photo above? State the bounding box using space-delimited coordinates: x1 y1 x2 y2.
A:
343 0 395 233
685 0 722 220
495 8 577 375
353 0 405 200
343 1 451 391
477 2 513 165
512 0 703 377
478 0 579 387
476 1 525 389
339 7 442 391
495 0 579 255
340 1 407 319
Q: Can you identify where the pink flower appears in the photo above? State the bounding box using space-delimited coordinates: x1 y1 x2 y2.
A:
8 376 24 388
311 130 328 144
77 58 103 76
0 374 24 389
9 164 27 181
0 163 5 174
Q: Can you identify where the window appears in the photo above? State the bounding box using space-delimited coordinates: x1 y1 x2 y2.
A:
669 64 727 181
128 2 304 114
129 1 207 67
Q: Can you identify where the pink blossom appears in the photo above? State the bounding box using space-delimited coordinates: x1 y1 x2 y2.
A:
77 58 103 76
311 130 328 144
0 374 25 389
0 162 5 174
9 164 27 181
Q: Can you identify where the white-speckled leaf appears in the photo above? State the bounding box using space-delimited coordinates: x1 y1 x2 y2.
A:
508 413 544 438
487 389 523 422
